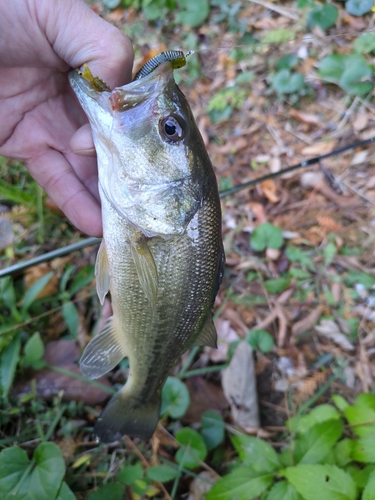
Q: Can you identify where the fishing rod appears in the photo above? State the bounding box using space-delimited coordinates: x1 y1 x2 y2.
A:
0 135 374 279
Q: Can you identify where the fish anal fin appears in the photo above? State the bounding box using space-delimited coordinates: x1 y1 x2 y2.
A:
95 240 110 305
94 390 161 442
130 238 158 308
80 317 125 379
194 316 218 348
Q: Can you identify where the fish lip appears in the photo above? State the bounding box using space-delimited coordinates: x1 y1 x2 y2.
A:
69 62 174 110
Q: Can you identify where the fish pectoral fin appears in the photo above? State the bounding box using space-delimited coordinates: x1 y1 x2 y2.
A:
95 240 110 305
80 317 125 379
130 238 158 308
194 316 218 348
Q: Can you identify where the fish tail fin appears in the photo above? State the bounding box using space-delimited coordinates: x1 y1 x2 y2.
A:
94 390 161 443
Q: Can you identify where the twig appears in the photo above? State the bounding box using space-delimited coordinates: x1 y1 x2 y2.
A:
248 0 299 20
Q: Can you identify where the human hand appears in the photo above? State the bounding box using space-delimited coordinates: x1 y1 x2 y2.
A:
0 0 133 236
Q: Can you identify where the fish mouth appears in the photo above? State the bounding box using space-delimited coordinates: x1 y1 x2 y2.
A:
69 62 174 114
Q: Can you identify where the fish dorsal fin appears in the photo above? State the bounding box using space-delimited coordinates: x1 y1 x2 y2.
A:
95 240 110 305
194 316 218 348
130 238 158 308
80 317 125 379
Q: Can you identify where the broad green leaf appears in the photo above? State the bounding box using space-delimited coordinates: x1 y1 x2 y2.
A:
87 483 124 500
282 464 357 500
201 411 225 450
307 3 338 30
333 439 354 467
206 467 274 500
175 428 207 469
24 332 44 367
285 247 314 270
351 434 375 463
294 419 343 465
354 393 375 412
346 464 375 489
176 0 209 27
339 58 373 95
276 55 299 70
332 395 349 412
354 33 375 54
21 272 54 313
0 446 29 494
146 465 180 483
345 0 373 16
69 265 95 297
62 302 79 338
287 404 340 434
250 223 284 252
231 435 280 472
266 480 301 500
363 470 375 500
318 54 346 82
344 406 375 437
0 334 21 397
56 482 76 500
264 278 291 294
272 70 304 95
246 329 274 353
161 376 190 419
117 463 144 485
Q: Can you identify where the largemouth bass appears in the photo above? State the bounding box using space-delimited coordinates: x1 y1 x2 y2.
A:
69 58 224 443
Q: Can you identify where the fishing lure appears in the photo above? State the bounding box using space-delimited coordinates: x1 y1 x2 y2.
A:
133 50 193 80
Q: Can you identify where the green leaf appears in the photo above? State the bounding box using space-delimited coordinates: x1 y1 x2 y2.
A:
345 0 373 16
69 265 95 297
264 278 291 294
21 272 54 313
201 411 225 450
332 395 349 412
0 443 66 500
351 434 375 463
354 33 375 54
0 334 21 397
175 428 207 469
272 70 305 95
251 223 284 252
206 467 273 500
117 463 144 485
354 393 375 412
346 464 375 489
343 406 375 437
246 329 274 353
307 3 338 30
176 0 209 27
0 446 30 494
323 242 336 266
160 376 190 419
146 465 180 483
206 467 274 500
285 247 314 270
62 302 79 338
363 470 375 500
344 270 375 289
56 482 76 500
231 435 280 472
339 57 373 95
87 483 124 500
333 439 354 467
276 55 299 70
24 332 45 368
294 419 343 465
282 464 357 500
266 481 302 500
287 404 340 434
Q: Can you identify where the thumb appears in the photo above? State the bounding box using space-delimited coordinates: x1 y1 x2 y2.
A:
39 0 134 88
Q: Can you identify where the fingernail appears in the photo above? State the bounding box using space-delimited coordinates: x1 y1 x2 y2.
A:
72 148 96 157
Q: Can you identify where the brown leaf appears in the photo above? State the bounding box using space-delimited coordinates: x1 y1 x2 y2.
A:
315 319 355 351
353 112 369 132
316 215 343 232
301 140 336 156
292 305 324 337
24 264 59 299
260 179 279 203
289 109 321 126
183 377 228 424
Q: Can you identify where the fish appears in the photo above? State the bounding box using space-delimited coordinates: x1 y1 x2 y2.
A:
69 58 224 443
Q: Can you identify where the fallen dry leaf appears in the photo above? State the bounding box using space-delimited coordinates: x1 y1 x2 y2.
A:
291 305 324 337
206 318 239 362
289 109 321 126
353 112 369 132
260 179 279 203
188 471 218 500
24 263 59 299
222 341 260 428
183 377 228 424
315 319 355 351
301 140 336 156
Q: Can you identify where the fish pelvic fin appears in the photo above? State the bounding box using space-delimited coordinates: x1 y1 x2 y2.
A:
94 390 161 442
193 316 218 348
80 317 125 379
95 240 110 305
130 237 158 308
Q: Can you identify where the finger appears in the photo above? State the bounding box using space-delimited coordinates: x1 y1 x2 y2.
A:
70 124 96 156
27 149 102 237
40 0 134 87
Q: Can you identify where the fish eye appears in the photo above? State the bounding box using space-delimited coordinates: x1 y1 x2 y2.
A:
160 116 184 143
